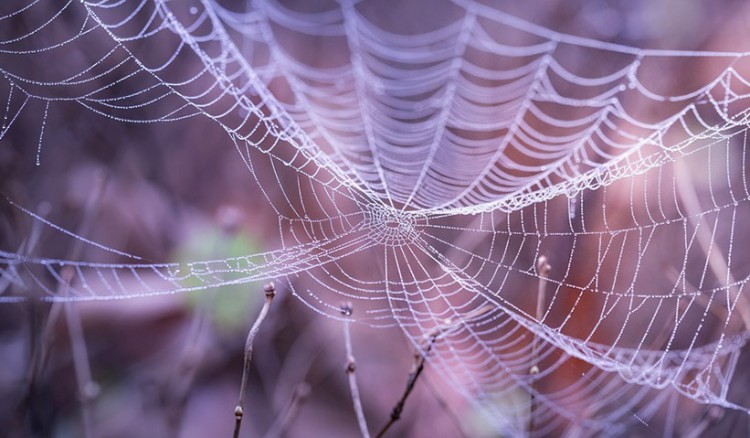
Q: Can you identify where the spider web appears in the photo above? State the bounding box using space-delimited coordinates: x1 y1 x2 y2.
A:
2 0 750 435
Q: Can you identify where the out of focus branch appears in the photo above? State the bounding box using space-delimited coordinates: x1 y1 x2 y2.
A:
529 255 550 436
341 303 370 438
163 208 240 434
62 173 108 438
375 305 492 437
675 161 750 330
422 374 470 438
27 172 108 438
234 282 276 438
375 333 437 438
263 381 310 438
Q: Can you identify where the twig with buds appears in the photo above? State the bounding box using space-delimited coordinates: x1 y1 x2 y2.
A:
233 282 276 438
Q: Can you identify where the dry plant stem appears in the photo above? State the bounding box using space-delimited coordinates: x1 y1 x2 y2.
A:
234 282 276 438
61 274 97 438
265 320 321 437
163 236 228 433
29 179 102 377
262 382 311 438
422 375 470 438
375 334 438 438
665 267 729 321
36 174 107 438
22 215 48 380
675 162 750 329
373 307 490 438
163 290 215 435
17 212 52 430
341 303 371 438
270 318 322 411
683 406 724 438
529 256 550 436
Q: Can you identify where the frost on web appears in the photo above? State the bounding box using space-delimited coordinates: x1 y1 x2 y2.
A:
2 0 750 436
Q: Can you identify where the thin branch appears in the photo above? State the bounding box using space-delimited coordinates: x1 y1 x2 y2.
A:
263 382 310 438
422 374 471 438
234 281 276 438
529 255 550 436
675 161 750 330
161 279 215 435
665 267 729 321
374 305 491 438
341 303 370 438
16 205 52 433
683 406 724 438
35 173 107 438
60 268 99 438
163 208 240 433
375 333 438 438
265 319 324 416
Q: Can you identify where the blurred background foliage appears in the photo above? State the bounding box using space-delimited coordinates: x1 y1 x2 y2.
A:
1 0 750 437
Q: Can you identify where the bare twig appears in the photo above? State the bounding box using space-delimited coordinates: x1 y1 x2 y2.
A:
163 209 239 434
269 318 321 411
28 173 108 438
63 175 109 438
15 205 52 433
341 303 370 438
675 161 750 330
683 406 724 438
161 295 213 434
374 306 491 437
233 282 276 438
375 333 438 438
529 255 550 436
263 382 311 438
19 195 97 436
60 268 99 438
422 375 471 438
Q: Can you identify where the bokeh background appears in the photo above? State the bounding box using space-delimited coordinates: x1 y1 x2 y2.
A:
2 1 750 437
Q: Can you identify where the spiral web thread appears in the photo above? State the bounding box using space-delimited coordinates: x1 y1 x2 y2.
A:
2 0 750 435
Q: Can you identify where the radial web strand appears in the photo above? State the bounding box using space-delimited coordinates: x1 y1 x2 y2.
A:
2 1 750 436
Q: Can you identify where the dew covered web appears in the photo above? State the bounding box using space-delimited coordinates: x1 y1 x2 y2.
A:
3 0 750 436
